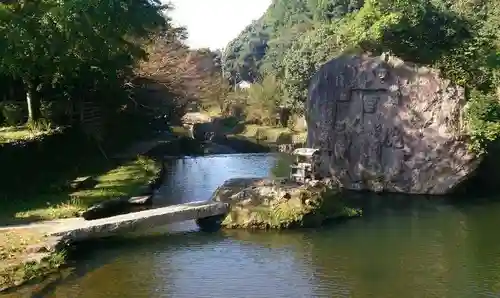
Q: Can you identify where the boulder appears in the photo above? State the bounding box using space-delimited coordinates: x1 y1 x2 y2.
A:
211 177 361 229
307 53 480 194
192 122 215 140
69 176 97 191
81 195 153 220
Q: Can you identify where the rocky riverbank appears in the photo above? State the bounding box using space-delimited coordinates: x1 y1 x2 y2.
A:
211 178 362 229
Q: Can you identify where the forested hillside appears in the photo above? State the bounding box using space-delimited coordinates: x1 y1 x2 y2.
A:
223 0 500 154
223 0 365 83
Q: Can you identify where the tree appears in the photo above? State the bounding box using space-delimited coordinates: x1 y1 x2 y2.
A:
200 73 232 114
0 0 169 123
245 75 283 124
222 0 364 84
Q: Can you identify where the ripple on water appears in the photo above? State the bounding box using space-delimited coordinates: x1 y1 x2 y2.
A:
7 154 500 298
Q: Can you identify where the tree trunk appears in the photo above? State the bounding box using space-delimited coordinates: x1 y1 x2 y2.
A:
26 80 42 123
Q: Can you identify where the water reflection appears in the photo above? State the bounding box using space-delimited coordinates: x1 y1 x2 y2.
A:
154 153 284 206
7 153 500 298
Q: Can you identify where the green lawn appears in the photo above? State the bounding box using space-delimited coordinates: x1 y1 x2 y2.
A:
0 156 161 224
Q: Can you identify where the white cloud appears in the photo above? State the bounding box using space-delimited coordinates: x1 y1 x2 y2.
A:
166 0 271 50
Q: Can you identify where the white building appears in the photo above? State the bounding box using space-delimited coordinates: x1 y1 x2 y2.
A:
237 80 252 89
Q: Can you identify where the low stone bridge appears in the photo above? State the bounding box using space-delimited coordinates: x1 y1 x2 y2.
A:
47 200 229 242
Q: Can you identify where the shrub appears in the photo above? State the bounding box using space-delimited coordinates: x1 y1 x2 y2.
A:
465 90 500 154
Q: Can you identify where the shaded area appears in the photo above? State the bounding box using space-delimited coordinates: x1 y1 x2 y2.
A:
0 154 160 225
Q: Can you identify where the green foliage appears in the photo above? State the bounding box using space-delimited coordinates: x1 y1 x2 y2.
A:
26 117 53 132
223 0 364 84
224 0 500 153
40 100 69 124
0 0 171 123
282 23 341 109
335 0 499 91
465 90 500 154
223 19 270 83
245 75 283 124
260 23 314 77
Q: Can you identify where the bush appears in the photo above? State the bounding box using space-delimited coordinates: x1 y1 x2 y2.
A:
465 90 500 154
244 75 283 125
0 102 25 126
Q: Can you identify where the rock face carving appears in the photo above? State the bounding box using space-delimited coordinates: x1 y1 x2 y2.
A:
306 54 480 194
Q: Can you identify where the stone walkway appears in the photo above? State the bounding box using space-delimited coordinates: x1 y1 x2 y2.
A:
1 200 228 244
49 200 228 242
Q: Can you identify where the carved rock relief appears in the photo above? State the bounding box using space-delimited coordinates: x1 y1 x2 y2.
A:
307 54 479 194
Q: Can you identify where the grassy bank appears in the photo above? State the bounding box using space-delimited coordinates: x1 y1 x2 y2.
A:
0 156 161 224
0 230 66 292
0 126 56 144
0 152 161 292
0 121 163 292
193 109 307 149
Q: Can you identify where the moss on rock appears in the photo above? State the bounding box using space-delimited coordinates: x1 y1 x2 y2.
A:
213 178 361 229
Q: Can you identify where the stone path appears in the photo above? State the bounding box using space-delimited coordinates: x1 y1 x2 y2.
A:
1 201 228 243
0 218 84 232
49 200 228 242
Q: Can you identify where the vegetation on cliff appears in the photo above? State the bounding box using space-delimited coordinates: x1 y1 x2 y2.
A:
223 0 500 154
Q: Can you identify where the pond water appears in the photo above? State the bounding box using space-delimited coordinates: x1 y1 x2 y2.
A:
9 153 500 298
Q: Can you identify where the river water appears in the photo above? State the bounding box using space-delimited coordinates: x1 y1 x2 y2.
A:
8 153 500 298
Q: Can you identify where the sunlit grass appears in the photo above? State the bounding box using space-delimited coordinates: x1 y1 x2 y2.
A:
7 156 160 222
0 126 55 144
170 125 191 137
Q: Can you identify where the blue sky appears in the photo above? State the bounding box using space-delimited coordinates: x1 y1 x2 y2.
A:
167 0 271 50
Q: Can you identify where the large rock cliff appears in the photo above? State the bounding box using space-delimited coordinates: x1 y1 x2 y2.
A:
306 54 480 194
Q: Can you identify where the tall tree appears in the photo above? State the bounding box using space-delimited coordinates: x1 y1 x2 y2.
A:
0 0 169 123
